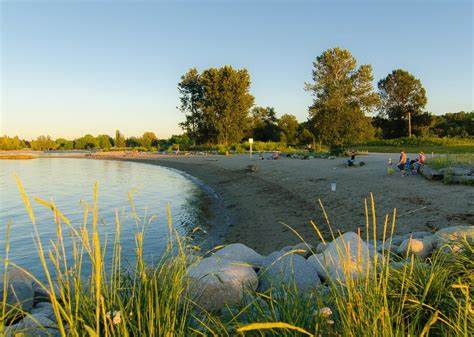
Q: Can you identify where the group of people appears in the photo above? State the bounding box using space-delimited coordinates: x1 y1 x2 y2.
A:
395 150 426 175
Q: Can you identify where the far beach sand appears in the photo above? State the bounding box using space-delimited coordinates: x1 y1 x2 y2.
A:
87 152 473 254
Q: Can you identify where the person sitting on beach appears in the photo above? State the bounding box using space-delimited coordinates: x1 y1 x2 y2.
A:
271 151 280 160
397 151 407 174
413 151 426 173
347 151 356 166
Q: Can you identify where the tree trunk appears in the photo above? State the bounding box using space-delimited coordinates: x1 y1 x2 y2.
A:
408 111 412 138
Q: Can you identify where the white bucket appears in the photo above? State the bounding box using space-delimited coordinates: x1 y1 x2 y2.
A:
330 182 336 192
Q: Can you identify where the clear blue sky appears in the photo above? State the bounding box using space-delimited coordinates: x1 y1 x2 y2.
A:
1 0 472 139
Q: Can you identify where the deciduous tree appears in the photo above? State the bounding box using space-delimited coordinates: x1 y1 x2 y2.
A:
306 47 379 147
378 69 427 138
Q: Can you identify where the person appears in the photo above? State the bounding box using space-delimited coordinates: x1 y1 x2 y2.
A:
347 151 356 166
397 151 407 174
413 151 426 173
271 151 280 160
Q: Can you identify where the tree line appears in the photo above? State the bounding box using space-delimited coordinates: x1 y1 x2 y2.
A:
0 131 193 151
178 47 473 148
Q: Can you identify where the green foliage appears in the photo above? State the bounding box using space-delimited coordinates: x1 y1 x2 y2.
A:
178 66 255 145
74 134 99 149
425 153 473 170
55 138 74 150
0 135 27 150
140 131 158 149
30 135 58 150
431 111 474 138
377 69 428 138
125 136 141 148
251 106 281 142
356 137 474 154
306 47 379 147
96 135 113 150
115 130 126 148
278 114 299 145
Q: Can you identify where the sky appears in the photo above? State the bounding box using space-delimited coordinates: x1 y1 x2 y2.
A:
1 0 473 140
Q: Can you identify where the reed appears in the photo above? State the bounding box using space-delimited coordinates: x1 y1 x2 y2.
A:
0 181 471 336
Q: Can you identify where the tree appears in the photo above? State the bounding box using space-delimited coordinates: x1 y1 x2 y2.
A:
0 136 26 150
74 134 98 149
250 106 281 142
378 69 427 138
431 111 473 138
306 47 379 147
115 130 126 148
97 135 113 150
278 114 299 144
30 135 57 151
178 66 254 145
125 137 141 148
55 138 74 150
140 132 158 149
178 68 205 145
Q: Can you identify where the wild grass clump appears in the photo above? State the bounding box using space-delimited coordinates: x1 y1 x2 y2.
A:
425 153 473 170
1 181 472 336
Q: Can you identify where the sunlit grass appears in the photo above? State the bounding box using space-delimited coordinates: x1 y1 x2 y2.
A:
425 154 474 170
0 180 472 336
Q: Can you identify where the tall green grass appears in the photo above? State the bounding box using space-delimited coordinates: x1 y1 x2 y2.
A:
1 181 472 336
425 154 473 170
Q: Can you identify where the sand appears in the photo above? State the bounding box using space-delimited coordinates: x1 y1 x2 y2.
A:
85 152 473 254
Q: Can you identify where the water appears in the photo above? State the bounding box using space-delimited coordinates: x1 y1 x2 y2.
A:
0 158 208 277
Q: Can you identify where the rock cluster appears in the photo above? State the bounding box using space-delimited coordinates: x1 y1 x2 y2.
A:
0 267 61 337
422 165 474 184
187 225 473 311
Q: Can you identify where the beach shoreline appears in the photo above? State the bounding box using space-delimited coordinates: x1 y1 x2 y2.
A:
70 151 473 254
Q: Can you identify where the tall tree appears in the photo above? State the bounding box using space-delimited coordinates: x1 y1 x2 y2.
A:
378 69 427 138
199 66 254 145
306 47 379 147
251 106 281 142
178 68 205 144
278 114 299 144
140 131 158 148
115 130 126 148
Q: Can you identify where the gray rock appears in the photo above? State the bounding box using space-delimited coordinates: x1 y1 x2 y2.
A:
213 243 264 267
432 225 474 249
397 236 434 259
315 242 327 254
258 252 320 292
449 175 474 184
280 243 314 257
0 267 34 314
307 254 326 279
421 166 443 180
187 255 258 312
440 167 472 176
5 311 59 337
390 235 405 246
307 232 375 283
31 302 56 323
403 231 433 240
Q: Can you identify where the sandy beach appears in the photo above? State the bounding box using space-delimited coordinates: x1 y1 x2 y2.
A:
77 152 472 254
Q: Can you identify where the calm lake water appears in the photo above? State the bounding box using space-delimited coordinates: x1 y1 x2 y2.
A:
0 158 208 277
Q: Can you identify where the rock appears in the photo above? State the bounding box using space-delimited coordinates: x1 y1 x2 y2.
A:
213 243 264 267
0 267 35 314
397 236 434 259
307 232 375 282
187 256 258 312
421 166 443 180
432 225 474 248
5 311 59 337
246 165 258 173
403 231 432 240
440 167 472 176
280 243 314 257
315 242 327 254
31 302 56 323
307 254 326 279
390 235 405 246
258 252 321 292
449 175 474 184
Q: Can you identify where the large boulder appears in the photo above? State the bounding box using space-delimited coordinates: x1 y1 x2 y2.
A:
432 225 474 249
421 166 443 180
280 243 314 257
0 267 35 314
258 251 320 292
213 243 264 267
397 236 434 259
307 232 376 283
187 255 258 312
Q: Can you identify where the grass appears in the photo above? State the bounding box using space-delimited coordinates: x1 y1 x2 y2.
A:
425 154 474 170
355 137 474 154
1 180 472 336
